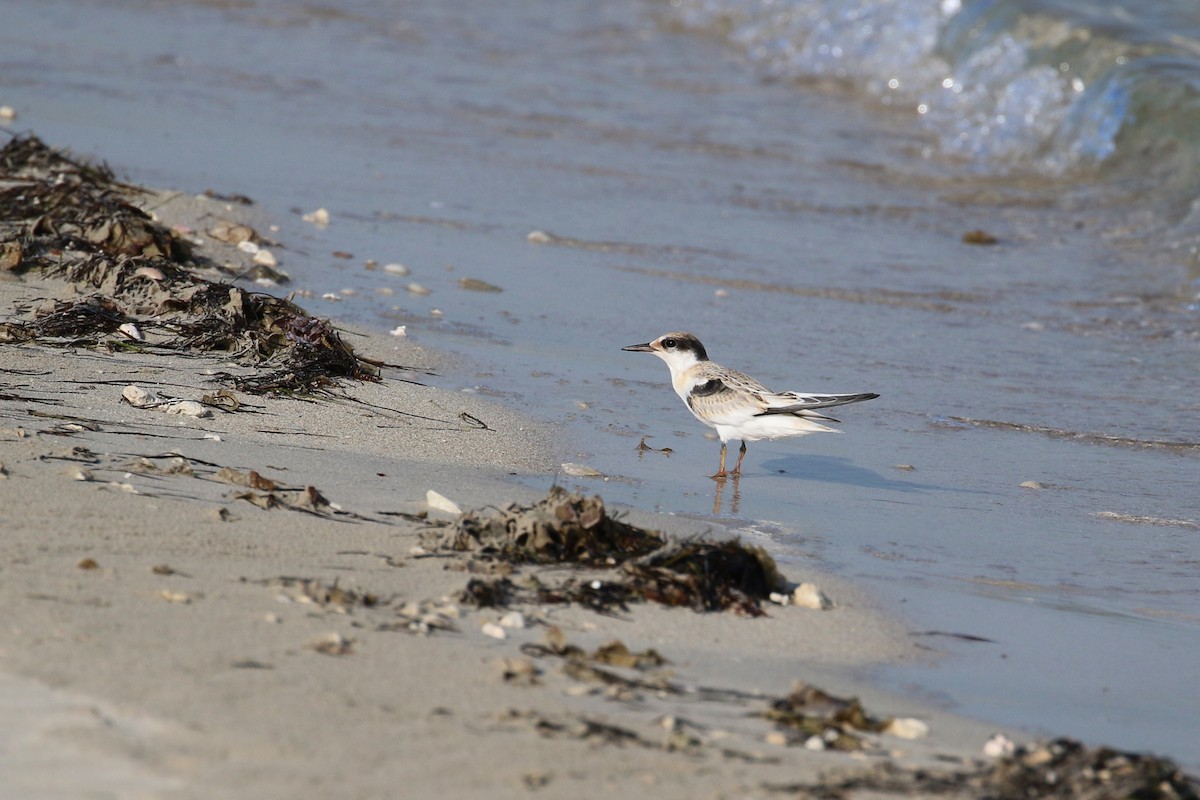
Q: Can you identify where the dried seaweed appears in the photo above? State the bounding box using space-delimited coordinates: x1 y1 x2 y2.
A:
622 540 782 616
768 738 1200 799
761 683 888 751
440 487 665 565
0 134 379 394
429 487 787 615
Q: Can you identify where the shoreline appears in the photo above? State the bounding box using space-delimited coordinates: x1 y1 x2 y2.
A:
2 134 1194 799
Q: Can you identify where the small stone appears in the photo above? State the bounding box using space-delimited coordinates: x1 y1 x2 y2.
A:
77 558 99 570
803 735 826 751
526 230 551 244
383 262 409 276
160 590 195 604
768 592 790 606
1020 480 1047 490
0 105 16 120
764 731 789 747
406 282 430 296
236 239 260 255
893 464 916 471
389 325 407 337
481 622 507 640
71 467 94 482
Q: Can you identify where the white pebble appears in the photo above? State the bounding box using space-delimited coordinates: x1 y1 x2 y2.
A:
389 325 407 338
236 240 260 255
526 230 551 243
481 622 507 640
0 105 16 120
383 262 409 276
983 733 1016 758
406 282 430 296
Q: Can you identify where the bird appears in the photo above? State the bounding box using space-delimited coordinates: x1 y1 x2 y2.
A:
623 332 879 479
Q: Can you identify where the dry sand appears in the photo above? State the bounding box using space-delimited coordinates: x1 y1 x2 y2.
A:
0 178 1140 799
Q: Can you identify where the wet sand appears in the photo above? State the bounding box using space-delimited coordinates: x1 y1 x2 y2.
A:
0 157 1055 799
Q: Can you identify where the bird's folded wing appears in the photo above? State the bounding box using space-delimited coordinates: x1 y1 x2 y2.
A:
758 391 879 416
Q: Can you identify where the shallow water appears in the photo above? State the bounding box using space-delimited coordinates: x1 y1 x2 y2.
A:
3 0 1198 767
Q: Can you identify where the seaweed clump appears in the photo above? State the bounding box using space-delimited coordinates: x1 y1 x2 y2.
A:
0 134 376 394
430 487 785 615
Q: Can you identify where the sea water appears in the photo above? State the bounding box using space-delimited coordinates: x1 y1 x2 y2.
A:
2 0 1197 767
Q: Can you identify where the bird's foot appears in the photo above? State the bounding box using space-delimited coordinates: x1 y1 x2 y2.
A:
709 470 728 482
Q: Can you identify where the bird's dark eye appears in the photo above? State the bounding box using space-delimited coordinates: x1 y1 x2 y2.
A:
662 338 677 349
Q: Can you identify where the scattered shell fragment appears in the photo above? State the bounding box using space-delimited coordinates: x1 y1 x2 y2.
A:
406 282 430 296
791 583 832 610
253 249 278 268
893 464 916 471
117 322 144 341
236 239 260 255
526 230 551 244
0 105 16 121
302 208 330 226
207 221 255 244
321 292 341 301
160 589 196 604
389 325 407 337
1020 480 1047 490
481 622 507 640
121 385 211 418
560 462 603 478
426 489 462 516
499 611 526 629
765 731 789 747
383 262 409 276
983 733 1016 758
312 631 353 655
132 266 165 281
459 277 502 293
884 717 930 740
71 467 94 482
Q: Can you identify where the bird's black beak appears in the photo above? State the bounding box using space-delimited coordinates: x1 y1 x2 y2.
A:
622 342 654 352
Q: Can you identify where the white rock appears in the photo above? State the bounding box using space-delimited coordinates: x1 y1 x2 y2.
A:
481 622 507 640
383 262 409 276
122 384 158 407
884 717 929 740
425 490 462 515
792 582 833 610
236 240 260 255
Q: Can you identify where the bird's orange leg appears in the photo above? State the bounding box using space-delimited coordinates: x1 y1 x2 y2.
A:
730 441 747 477
710 442 728 481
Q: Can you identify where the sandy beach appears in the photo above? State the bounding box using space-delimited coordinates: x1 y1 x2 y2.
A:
3 137 1196 800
